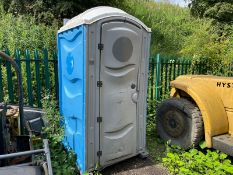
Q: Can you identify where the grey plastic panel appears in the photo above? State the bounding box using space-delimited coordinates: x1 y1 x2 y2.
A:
85 17 150 171
86 24 99 170
58 6 151 33
137 31 151 153
99 21 142 165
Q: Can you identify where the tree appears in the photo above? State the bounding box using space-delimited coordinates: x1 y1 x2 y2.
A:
1 0 125 25
188 0 233 36
189 0 233 23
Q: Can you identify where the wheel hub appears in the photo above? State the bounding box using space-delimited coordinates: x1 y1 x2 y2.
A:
169 119 177 128
162 110 186 138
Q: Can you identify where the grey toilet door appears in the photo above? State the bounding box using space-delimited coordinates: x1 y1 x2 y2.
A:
99 21 142 165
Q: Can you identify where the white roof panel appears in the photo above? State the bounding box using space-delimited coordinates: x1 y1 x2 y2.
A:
58 6 151 33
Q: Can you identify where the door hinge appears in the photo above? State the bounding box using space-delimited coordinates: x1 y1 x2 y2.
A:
98 43 104 50
97 117 102 123
97 81 103 87
97 151 102 157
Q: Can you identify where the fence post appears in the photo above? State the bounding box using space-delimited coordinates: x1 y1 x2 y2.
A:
150 56 155 103
5 48 14 103
25 49 33 106
160 57 164 100
168 56 172 91
173 58 176 80
177 58 180 76
155 54 161 101
15 49 22 105
181 57 184 75
53 50 58 100
34 50 42 108
0 54 3 102
164 56 168 95
185 57 188 74
43 48 50 93
15 49 21 71
187 57 191 73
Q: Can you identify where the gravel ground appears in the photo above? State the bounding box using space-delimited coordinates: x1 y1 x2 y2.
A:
101 156 169 175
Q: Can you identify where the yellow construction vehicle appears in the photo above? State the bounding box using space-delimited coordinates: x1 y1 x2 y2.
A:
157 75 233 155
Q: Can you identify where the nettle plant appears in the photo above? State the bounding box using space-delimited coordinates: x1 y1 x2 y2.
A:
162 144 233 175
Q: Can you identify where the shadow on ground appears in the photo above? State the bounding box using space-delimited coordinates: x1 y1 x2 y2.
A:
101 156 168 175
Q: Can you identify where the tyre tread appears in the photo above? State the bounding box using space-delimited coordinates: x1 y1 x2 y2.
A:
156 97 204 148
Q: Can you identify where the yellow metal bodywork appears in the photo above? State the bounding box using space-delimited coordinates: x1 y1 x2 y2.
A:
170 75 233 148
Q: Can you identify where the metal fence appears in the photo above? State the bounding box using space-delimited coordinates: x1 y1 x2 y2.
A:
148 54 207 102
0 48 58 108
0 49 208 108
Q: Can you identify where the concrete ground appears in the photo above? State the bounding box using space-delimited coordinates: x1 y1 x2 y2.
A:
101 156 169 175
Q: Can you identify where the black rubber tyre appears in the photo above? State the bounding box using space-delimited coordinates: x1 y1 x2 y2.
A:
156 98 204 149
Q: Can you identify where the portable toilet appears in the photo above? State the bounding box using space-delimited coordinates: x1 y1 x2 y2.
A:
57 6 151 173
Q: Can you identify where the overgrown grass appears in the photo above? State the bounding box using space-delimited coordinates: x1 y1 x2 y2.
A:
121 0 233 67
120 1 203 56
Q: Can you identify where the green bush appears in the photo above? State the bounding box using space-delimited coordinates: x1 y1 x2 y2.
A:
0 4 58 52
181 19 233 75
163 145 233 175
42 95 79 175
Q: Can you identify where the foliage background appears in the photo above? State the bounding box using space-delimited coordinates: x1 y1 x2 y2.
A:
1 0 233 174
1 0 233 66
0 0 205 55
0 5 57 52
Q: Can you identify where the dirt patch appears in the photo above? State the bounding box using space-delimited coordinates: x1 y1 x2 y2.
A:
101 156 169 175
